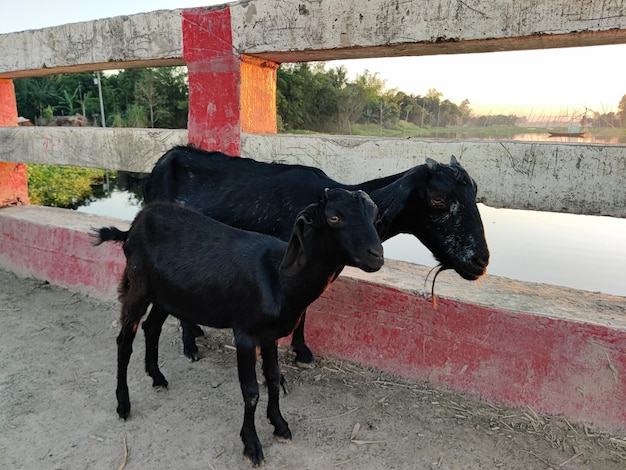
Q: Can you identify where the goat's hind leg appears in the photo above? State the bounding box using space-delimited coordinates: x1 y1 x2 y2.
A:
116 298 150 420
180 320 203 362
261 342 292 443
142 305 169 388
235 332 265 466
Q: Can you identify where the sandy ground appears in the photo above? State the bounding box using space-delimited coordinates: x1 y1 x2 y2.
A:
1 268 625 470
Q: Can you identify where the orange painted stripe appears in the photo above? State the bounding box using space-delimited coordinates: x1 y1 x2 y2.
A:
0 79 18 127
240 55 278 134
0 78 29 206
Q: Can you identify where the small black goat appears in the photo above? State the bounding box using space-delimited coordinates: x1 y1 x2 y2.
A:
144 145 489 364
94 189 383 466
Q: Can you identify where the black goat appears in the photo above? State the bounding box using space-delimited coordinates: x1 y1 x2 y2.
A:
143 145 489 364
94 189 383 466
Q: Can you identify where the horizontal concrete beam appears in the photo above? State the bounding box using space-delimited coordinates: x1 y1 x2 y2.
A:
1 127 624 218
230 0 626 62
2 1 625 78
0 10 186 78
242 134 626 218
1 204 624 431
0 127 187 172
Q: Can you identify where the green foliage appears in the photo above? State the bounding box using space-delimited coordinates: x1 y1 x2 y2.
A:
12 64 624 137
276 63 479 133
14 67 188 129
26 165 106 208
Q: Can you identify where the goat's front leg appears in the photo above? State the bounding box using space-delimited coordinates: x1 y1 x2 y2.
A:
235 332 264 466
261 342 292 443
291 309 315 367
116 298 149 420
142 305 169 388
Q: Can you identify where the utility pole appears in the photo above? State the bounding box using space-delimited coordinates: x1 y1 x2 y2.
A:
94 71 109 193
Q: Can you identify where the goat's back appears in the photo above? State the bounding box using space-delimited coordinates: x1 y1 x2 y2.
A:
143 146 343 241
124 202 286 329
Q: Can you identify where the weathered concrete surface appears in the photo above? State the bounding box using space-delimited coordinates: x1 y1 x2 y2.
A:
0 127 187 173
0 205 129 299
1 204 625 432
0 10 186 78
1 127 624 218
231 0 626 61
242 134 626 218
2 1 625 78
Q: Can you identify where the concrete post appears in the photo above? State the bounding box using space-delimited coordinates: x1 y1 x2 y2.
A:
182 7 277 156
0 78 29 206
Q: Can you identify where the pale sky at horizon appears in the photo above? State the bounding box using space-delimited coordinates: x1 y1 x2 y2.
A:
2 0 624 118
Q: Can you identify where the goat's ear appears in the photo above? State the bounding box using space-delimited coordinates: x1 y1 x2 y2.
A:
426 158 439 172
280 212 313 276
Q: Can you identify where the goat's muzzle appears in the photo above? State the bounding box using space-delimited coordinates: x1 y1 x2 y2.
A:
357 245 384 273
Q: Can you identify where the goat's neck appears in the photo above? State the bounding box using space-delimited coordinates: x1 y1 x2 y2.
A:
281 259 343 315
371 165 429 241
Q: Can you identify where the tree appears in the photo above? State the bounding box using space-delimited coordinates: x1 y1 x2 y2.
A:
14 76 61 123
618 94 626 128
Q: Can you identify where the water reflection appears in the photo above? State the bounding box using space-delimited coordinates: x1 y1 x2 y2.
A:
77 189 142 220
77 185 626 298
428 132 624 144
383 204 626 297
510 133 622 144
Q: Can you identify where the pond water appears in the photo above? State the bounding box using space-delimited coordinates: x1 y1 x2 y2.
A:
77 187 626 298
428 132 625 144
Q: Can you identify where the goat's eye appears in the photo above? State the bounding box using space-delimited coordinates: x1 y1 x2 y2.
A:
328 215 340 225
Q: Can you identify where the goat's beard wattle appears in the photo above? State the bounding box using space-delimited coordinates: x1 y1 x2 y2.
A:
424 264 446 308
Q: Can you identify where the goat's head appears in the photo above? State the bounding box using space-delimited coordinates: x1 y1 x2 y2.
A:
376 156 489 280
281 188 384 276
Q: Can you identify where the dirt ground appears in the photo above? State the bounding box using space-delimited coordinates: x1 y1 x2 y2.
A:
1 269 625 470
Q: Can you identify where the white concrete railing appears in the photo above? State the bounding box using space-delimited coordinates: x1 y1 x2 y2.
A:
0 0 625 217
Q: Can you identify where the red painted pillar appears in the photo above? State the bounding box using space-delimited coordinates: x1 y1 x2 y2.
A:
182 7 277 156
0 78 29 206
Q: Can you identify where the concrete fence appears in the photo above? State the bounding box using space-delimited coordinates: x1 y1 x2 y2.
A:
0 0 625 431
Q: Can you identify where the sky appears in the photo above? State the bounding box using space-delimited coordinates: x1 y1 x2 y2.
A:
2 0 625 119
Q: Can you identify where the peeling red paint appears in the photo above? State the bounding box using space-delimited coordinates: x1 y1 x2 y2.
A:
1 206 625 431
183 7 242 155
0 78 29 206
297 277 626 431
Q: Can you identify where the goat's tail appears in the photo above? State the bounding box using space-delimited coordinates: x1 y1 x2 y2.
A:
91 226 129 246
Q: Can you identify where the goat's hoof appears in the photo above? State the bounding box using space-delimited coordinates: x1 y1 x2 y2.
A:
274 427 292 443
274 435 292 444
242 448 264 467
152 377 169 389
116 406 130 421
186 352 200 362
293 346 315 367
243 456 264 468
183 345 200 362
295 358 315 369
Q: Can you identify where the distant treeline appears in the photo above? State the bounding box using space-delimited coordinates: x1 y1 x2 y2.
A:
14 64 626 131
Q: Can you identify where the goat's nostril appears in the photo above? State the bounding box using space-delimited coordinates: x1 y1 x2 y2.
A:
368 246 384 260
472 252 489 268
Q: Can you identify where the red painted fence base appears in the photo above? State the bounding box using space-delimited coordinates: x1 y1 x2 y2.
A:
1 205 625 432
